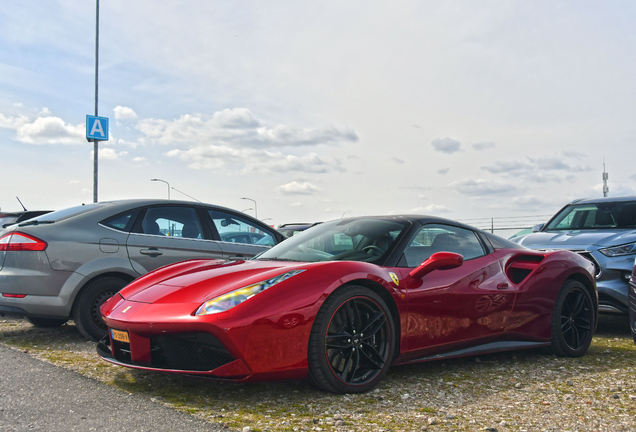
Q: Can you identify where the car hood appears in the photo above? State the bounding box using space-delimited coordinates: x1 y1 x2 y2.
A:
512 228 636 250
121 259 306 305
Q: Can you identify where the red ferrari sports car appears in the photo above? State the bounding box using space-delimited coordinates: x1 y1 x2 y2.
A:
98 215 598 393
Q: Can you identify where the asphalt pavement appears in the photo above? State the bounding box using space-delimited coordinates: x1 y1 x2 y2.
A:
0 344 229 432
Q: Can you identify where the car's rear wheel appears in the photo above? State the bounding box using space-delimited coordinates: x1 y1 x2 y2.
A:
73 276 128 341
551 280 595 357
26 317 68 328
308 285 395 393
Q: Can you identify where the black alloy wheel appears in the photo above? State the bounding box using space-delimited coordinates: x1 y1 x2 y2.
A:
73 276 128 341
551 280 595 357
308 285 395 393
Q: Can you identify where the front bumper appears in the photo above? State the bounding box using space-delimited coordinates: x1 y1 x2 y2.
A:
97 333 252 379
99 298 311 382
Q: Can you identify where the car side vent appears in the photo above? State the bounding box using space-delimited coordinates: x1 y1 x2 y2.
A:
506 255 545 284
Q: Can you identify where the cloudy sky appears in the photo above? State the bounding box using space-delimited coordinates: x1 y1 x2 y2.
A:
1 1 635 227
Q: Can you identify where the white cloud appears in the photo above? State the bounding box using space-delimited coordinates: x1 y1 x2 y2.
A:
91 148 128 160
472 142 496 151
450 179 517 196
481 160 534 174
114 106 138 120
136 108 358 149
277 181 320 195
431 137 462 154
392 158 405 164
409 204 452 214
529 156 591 172
14 116 84 145
167 145 338 174
437 167 449 174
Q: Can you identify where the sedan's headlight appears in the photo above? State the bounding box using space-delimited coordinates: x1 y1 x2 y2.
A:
194 269 305 316
599 242 636 257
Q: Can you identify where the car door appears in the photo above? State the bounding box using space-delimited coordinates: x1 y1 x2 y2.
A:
206 209 276 259
399 224 515 354
126 205 224 275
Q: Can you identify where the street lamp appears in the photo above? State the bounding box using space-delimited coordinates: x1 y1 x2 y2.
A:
241 197 257 219
151 178 170 199
241 208 254 213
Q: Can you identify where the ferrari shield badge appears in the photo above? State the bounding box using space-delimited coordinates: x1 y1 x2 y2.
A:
389 272 400 286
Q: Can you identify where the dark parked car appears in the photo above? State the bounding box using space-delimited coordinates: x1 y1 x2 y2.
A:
511 196 636 315
278 222 321 238
629 257 636 344
0 199 284 340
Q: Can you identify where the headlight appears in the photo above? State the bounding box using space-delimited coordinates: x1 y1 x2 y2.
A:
194 269 305 316
599 242 636 257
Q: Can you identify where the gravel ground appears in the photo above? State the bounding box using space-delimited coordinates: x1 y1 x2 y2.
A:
0 315 634 432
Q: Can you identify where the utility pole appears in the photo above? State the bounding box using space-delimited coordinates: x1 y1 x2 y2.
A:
93 0 100 203
602 160 609 197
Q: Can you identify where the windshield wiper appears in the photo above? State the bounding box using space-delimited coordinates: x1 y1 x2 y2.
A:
18 220 55 227
256 257 302 262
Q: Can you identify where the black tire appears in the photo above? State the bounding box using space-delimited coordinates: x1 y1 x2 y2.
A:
550 280 595 357
26 317 68 328
73 276 128 341
307 285 395 393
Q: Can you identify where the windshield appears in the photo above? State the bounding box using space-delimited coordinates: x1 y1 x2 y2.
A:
545 201 636 230
257 218 410 264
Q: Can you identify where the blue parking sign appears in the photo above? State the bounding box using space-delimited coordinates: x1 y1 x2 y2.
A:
86 115 109 140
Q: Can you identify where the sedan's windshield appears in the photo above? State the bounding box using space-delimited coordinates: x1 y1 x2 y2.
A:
545 201 636 230
256 218 410 264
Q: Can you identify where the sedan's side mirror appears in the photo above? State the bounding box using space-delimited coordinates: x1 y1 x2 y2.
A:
532 223 545 233
409 252 463 279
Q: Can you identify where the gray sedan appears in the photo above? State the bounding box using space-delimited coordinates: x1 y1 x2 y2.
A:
0 199 283 340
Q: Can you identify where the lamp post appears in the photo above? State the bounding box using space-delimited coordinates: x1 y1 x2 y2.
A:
151 178 170 199
241 208 253 213
92 0 100 203
241 197 257 219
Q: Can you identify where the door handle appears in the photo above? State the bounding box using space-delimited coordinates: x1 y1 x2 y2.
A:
140 247 163 257
497 283 509 290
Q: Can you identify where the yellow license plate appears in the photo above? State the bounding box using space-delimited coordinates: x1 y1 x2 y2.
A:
110 329 130 343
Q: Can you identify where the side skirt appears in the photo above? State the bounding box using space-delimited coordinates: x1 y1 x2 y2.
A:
394 340 551 365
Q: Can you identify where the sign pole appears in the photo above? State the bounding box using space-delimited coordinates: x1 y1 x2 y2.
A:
93 0 99 203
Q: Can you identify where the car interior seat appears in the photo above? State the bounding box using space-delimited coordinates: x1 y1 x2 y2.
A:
181 222 200 239
143 220 162 235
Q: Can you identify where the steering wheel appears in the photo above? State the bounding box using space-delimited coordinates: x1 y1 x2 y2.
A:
362 245 385 255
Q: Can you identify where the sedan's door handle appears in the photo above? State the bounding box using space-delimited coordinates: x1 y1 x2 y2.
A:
140 247 163 256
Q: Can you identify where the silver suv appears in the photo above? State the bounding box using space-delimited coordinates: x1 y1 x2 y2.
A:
511 196 636 315
0 199 283 340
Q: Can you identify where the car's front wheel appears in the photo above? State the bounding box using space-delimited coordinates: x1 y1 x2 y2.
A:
307 285 395 393
73 276 128 341
550 279 595 357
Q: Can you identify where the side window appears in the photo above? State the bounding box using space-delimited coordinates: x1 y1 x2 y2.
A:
208 210 275 245
101 209 139 232
142 206 203 239
401 224 486 267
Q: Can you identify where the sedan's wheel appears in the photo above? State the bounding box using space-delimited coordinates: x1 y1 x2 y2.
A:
550 280 595 357
73 276 128 341
26 317 68 328
308 285 395 393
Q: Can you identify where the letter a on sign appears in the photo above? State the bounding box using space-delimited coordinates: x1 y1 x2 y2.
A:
86 115 109 141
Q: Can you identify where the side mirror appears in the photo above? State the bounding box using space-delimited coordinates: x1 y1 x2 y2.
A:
409 252 463 279
532 223 545 233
